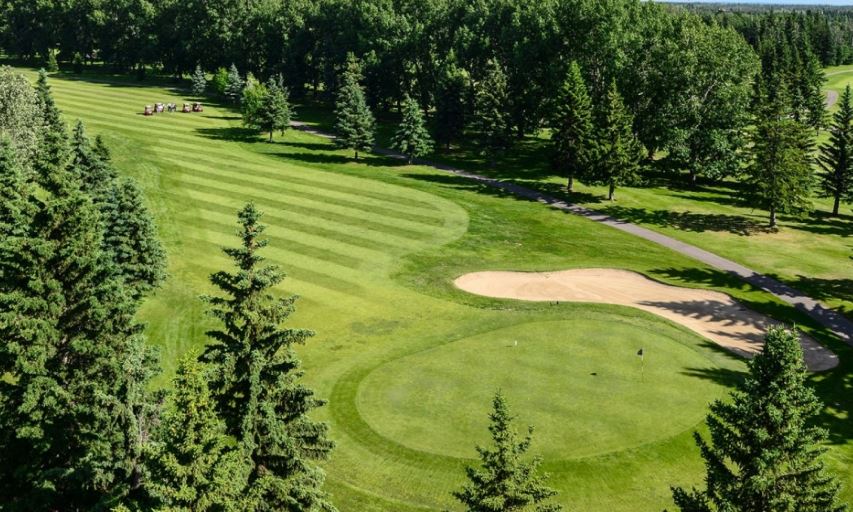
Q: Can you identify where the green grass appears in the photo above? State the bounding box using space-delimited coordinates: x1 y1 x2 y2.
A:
296 95 853 318
17 68 853 510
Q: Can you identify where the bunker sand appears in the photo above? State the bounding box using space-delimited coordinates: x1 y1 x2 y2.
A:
455 269 838 371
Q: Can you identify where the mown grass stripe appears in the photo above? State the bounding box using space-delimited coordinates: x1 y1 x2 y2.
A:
166 173 444 239
155 148 445 219
181 235 367 298
175 212 368 269
54 91 222 127
160 157 447 227
161 191 415 252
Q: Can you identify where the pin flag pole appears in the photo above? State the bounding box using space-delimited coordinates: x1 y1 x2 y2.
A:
637 348 644 381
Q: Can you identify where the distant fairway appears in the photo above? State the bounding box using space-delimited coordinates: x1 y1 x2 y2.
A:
23 69 851 511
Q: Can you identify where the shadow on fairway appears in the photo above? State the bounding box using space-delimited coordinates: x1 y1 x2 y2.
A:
598 206 776 236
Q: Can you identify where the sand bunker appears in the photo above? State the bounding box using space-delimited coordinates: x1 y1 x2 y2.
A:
454 268 837 371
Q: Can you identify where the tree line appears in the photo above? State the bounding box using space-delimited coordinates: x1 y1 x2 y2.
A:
4 0 852 220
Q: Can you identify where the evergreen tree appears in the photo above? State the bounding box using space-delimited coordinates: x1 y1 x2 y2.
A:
32 70 69 186
453 391 562 512
191 64 207 96
46 49 58 72
200 203 336 511
473 59 512 167
101 178 167 301
392 95 433 164
745 82 814 228
146 356 249 511
550 61 594 192
334 54 375 160
224 63 244 103
818 84 853 216
589 81 645 200
671 327 846 512
435 63 468 150
0 66 42 166
253 77 291 142
802 52 827 131
70 120 115 194
0 153 157 509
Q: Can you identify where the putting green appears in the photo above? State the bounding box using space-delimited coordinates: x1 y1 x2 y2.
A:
357 318 721 460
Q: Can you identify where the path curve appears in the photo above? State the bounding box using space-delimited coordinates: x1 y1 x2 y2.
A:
455 269 837 371
291 121 853 347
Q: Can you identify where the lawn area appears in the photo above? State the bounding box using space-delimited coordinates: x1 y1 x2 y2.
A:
18 68 853 511
294 83 852 319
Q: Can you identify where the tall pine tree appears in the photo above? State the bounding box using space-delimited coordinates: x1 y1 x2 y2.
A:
550 61 594 192
453 391 562 512
672 327 845 512
334 54 375 160
145 356 249 511
473 59 512 167
392 95 433 164
745 80 814 228
589 81 645 200
224 64 244 104
818 84 853 216
191 64 207 96
200 203 336 511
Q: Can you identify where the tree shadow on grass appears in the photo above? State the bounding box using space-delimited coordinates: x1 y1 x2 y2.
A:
269 150 406 169
598 205 776 236
681 366 747 388
195 126 262 143
274 140 334 152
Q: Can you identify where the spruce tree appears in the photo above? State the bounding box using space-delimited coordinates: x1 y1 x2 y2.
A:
392 95 433 163
224 63 244 104
334 54 375 160
435 63 468 150
589 81 645 200
671 327 846 512
818 84 853 216
191 64 207 96
32 71 69 186
550 61 594 192
802 52 827 131
0 153 156 509
473 59 512 167
453 392 562 512
745 82 814 228
200 203 336 511
101 178 167 301
71 120 115 194
256 77 291 142
146 356 249 511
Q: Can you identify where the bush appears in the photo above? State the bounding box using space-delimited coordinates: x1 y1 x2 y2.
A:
46 50 59 72
212 67 229 97
72 53 84 74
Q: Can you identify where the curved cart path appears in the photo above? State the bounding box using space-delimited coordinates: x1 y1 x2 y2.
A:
291 121 853 348
455 269 838 371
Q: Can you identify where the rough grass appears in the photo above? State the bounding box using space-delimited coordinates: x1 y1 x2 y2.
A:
17 67 853 510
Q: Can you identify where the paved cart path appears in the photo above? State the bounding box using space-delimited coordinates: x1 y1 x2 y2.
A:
291 121 853 348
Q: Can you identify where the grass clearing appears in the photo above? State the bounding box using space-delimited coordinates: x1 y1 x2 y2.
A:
18 67 853 510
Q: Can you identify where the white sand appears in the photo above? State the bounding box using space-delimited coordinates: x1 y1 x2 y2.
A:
454 268 837 371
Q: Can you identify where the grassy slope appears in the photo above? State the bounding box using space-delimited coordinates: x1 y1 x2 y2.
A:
296 90 853 318
22 68 853 510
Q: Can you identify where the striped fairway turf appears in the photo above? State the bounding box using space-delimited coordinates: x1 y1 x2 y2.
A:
22 70 852 511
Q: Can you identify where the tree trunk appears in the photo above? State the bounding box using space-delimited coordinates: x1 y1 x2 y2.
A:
354 150 359 161
408 154 413 164
689 168 698 187
269 131 273 143
769 205 777 228
567 175 573 193
832 193 840 216
608 180 615 201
